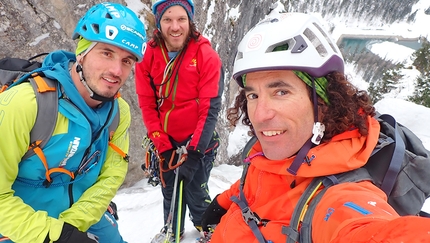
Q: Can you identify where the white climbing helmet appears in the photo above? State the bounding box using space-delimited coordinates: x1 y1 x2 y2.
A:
232 12 344 87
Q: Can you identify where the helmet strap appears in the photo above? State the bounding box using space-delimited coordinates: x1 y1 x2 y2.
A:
286 77 324 176
310 78 325 145
75 64 115 102
82 42 98 56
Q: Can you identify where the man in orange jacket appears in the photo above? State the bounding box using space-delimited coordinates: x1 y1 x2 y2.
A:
200 12 430 243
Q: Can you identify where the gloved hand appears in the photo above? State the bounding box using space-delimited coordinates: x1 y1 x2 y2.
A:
178 150 203 185
160 149 179 169
44 222 98 243
108 201 119 220
201 195 227 232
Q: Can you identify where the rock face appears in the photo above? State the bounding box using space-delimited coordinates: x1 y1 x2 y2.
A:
0 0 419 187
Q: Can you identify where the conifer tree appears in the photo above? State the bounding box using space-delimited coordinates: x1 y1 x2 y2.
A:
368 64 404 104
412 40 430 74
409 40 430 108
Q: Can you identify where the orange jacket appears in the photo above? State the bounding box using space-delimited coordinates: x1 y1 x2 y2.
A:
212 116 430 242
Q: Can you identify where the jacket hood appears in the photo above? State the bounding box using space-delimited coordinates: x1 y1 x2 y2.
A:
248 116 381 177
41 50 80 101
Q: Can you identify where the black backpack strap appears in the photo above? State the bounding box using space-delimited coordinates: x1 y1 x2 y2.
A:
22 74 58 161
229 136 267 243
419 211 430 217
241 136 258 162
376 114 406 196
231 189 268 243
282 177 327 243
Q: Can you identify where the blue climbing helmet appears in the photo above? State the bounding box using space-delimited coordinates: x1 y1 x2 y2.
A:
72 2 147 62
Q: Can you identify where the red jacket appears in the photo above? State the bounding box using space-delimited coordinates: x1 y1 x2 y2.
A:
135 35 223 154
213 116 430 242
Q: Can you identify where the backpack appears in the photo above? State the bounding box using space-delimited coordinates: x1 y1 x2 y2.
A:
237 113 430 243
0 54 128 169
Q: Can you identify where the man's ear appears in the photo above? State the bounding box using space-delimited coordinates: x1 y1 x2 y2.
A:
76 54 84 64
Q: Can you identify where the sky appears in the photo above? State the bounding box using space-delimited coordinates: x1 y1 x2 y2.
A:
117 1 430 242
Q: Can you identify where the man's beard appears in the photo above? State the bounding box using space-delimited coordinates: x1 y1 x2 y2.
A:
83 70 118 100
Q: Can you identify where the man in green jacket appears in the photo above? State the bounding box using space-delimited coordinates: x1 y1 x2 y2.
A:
0 2 146 243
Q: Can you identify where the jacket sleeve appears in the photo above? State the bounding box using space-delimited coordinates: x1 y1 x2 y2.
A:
216 179 240 210
58 97 130 232
0 83 63 243
312 181 430 242
135 47 172 153
187 43 223 154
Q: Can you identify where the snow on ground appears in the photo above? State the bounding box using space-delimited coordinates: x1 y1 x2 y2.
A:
115 164 243 243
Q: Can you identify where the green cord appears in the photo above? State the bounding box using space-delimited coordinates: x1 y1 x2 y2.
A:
176 180 184 242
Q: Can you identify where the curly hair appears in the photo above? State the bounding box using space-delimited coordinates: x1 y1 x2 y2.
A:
149 21 200 48
226 72 376 143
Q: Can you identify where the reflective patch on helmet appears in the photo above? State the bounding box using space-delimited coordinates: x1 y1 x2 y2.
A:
122 39 139 50
102 2 122 18
120 24 146 41
105 25 119 40
246 33 263 51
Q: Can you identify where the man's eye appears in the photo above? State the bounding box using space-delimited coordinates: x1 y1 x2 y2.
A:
276 90 288 96
123 59 134 65
246 93 257 100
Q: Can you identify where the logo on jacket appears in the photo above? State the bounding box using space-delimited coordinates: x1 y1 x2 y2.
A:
104 212 117 226
190 58 197 67
59 137 81 167
324 207 335 221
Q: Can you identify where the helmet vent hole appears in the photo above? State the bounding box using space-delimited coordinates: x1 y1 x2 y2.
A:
104 13 114 19
313 23 339 54
91 24 100 34
303 28 328 57
272 43 289 52
235 52 243 61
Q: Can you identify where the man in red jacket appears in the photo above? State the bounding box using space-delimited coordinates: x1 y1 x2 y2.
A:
135 0 223 240
200 12 430 243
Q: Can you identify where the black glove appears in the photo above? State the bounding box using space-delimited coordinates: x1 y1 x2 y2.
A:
160 149 179 169
140 163 147 171
108 201 119 220
178 150 202 185
201 195 227 232
44 222 98 243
